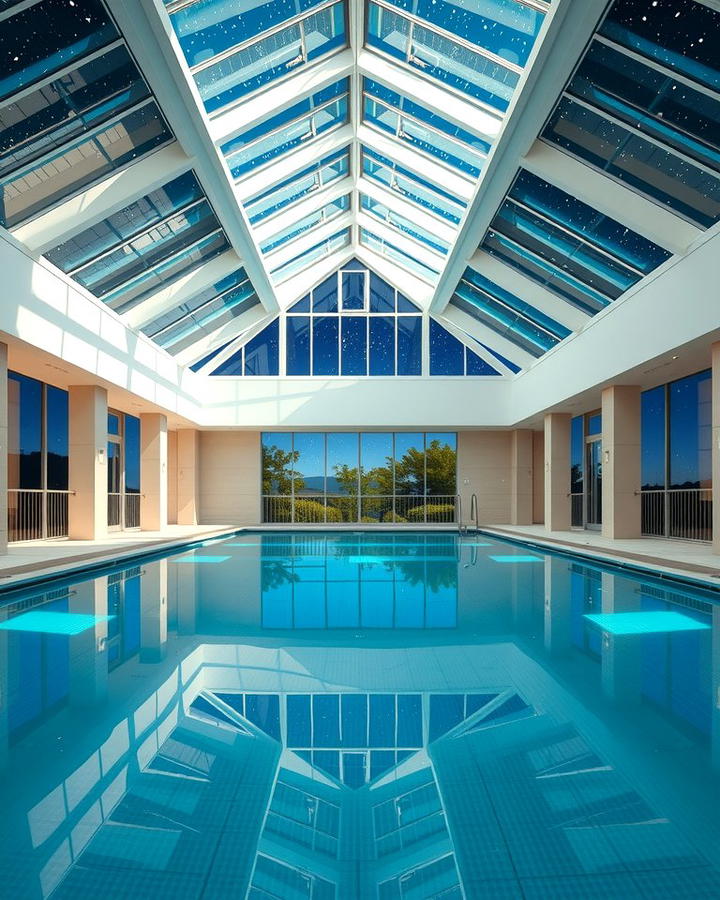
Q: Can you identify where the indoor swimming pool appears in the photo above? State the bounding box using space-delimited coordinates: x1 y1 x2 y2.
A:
1 530 720 899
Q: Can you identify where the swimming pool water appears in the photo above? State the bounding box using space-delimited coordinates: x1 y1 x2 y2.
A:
1 530 719 899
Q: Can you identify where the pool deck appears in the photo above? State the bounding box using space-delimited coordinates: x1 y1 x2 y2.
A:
0 522 717 591
485 524 720 586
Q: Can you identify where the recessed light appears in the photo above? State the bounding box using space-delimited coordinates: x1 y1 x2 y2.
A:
671 355 679 360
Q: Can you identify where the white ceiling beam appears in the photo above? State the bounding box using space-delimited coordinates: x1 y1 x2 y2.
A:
123 249 242 329
348 0 364 252
432 314 515 378
13 143 193 255
356 211 444 275
174 304 269 369
358 48 503 146
357 176 457 245
264 212 353 272
521 141 702 256
111 0 279 313
430 0 612 316
208 49 355 147
358 123 474 204
253 177 353 245
354 244 434 309
466 249 591 333
234 125 353 202
442 303 536 371
274 245 355 310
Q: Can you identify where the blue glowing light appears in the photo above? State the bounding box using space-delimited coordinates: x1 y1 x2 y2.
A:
490 555 543 563
0 612 114 635
584 611 710 635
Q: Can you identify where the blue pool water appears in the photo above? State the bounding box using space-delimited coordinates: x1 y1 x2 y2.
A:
1 530 720 899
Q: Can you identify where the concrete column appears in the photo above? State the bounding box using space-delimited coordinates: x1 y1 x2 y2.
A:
140 413 168 532
177 429 200 526
0 343 7 554
601 385 641 539
140 559 168 663
544 556 572 655
713 342 720 555
600 572 641 705
68 385 108 540
69 576 108 707
543 413 571 532
510 429 533 525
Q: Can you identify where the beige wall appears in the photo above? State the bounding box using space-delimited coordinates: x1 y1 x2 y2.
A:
457 431 513 525
167 430 178 525
532 430 544 524
198 431 261 525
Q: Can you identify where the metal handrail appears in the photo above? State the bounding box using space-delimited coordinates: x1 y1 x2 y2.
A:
470 493 479 534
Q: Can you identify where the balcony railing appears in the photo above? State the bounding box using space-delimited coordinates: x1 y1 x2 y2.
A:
570 493 583 528
263 495 458 524
8 489 70 542
640 488 712 542
108 492 141 529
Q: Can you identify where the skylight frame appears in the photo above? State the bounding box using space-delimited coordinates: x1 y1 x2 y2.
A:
261 193 352 255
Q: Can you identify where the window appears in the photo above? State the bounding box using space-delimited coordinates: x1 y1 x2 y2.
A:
429 320 499 375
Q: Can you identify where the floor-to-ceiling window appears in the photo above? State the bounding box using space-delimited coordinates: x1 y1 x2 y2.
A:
641 370 712 541
262 432 457 523
107 410 141 530
569 411 602 530
7 373 69 541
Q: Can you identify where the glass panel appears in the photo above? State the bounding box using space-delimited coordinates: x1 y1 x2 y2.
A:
394 433 424 496
641 386 666 490
586 439 602 526
313 316 339 376
429 319 464 375
397 316 421 375
326 432 358 495
0 102 171 228
144 268 250 337
361 194 449 254
107 413 120 435
341 270 365 310
7 372 42 490
341 317 367 376
369 316 395 375
261 194 349 253
425 433 457 495
0 0 117 103
271 228 350 283
244 319 280 375
262 433 294 495
46 385 68 491
543 96 720 229
361 433 393 503
369 271 395 312
124 415 140 495
571 415 584 496
45 172 204 273
107 441 121 494
360 227 440 281
668 370 712 489
286 316 311 375
587 413 602 436
0 45 150 180
294 433 325 497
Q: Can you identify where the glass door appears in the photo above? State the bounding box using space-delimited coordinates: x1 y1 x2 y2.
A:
107 437 123 530
585 438 602 529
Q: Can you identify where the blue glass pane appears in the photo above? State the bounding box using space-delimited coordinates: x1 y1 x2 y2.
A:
313 695 340 747
143 267 249 336
290 294 311 312
381 0 545 67
124 415 140 494
313 317 339 375
543 96 720 228
397 695 422 746
193 4 346 114
369 271 395 312
313 273 339 312
0 103 171 228
159 288 259 355
361 194 449 254
341 317 367 376
369 317 395 375
245 695 281 741
271 228 350 282
8 372 42 489
0 0 117 102
342 694 368 747
600 0 720 92
261 194 349 253
571 415 584 493
396 293 420 312
397 316 422 375
668 369 711 489
46 385 68 490
466 350 498 375
429 694 464 741
479 340 520 374
342 270 365 309
0 45 150 179
287 694 311 746
360 228 440 281
430 319 465 375
244 319 280 375
190 337 236 371
641 385 666 490
46 172 204 273
287 316 311 375
369 695 395 746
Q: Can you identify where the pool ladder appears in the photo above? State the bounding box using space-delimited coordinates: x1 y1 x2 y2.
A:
457 493 479 535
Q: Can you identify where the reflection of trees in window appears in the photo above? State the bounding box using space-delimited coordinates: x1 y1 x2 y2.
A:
262 442 297 494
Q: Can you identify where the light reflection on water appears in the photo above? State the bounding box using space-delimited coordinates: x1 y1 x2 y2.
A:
0 531 719 900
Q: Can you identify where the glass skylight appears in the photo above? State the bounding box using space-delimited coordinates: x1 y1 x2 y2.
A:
360 194 449 255
360 227 441 282
363 78 487 178
222 79 349 179
165 0 347 114
261 194 350 254
270 227 351 283
245 148 350 224
362 147 466 225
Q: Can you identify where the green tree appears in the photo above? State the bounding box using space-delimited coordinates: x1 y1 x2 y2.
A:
262 444 299 495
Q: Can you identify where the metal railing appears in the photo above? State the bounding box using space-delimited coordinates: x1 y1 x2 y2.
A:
125 493 141 529
263 495 458 524
640 488 712 542
8 488 70 542
570 493 583 528
108 492 141 529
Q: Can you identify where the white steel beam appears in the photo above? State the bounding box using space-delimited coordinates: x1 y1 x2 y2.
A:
208 49 354 146
234 125 353 202
13 144 193 255
275 245 355 310
123 249 243 329
358 48 503 146
354 245 434 309
264 212 353 271
442 303 536 371
253 177 353 245
430 0 612 315
466 249 591 333
348 0 364 252
356 211 444 275
357 176 457 246
521 141 702 256
174 304 269 369
358 123 475 204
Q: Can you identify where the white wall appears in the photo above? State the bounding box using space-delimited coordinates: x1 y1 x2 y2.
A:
198 432 261 525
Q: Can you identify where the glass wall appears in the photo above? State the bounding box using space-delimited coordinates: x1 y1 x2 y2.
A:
107 410 141 530
568 411 602 530
641 370 712 540
262 432 457 523
7 372 69 541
